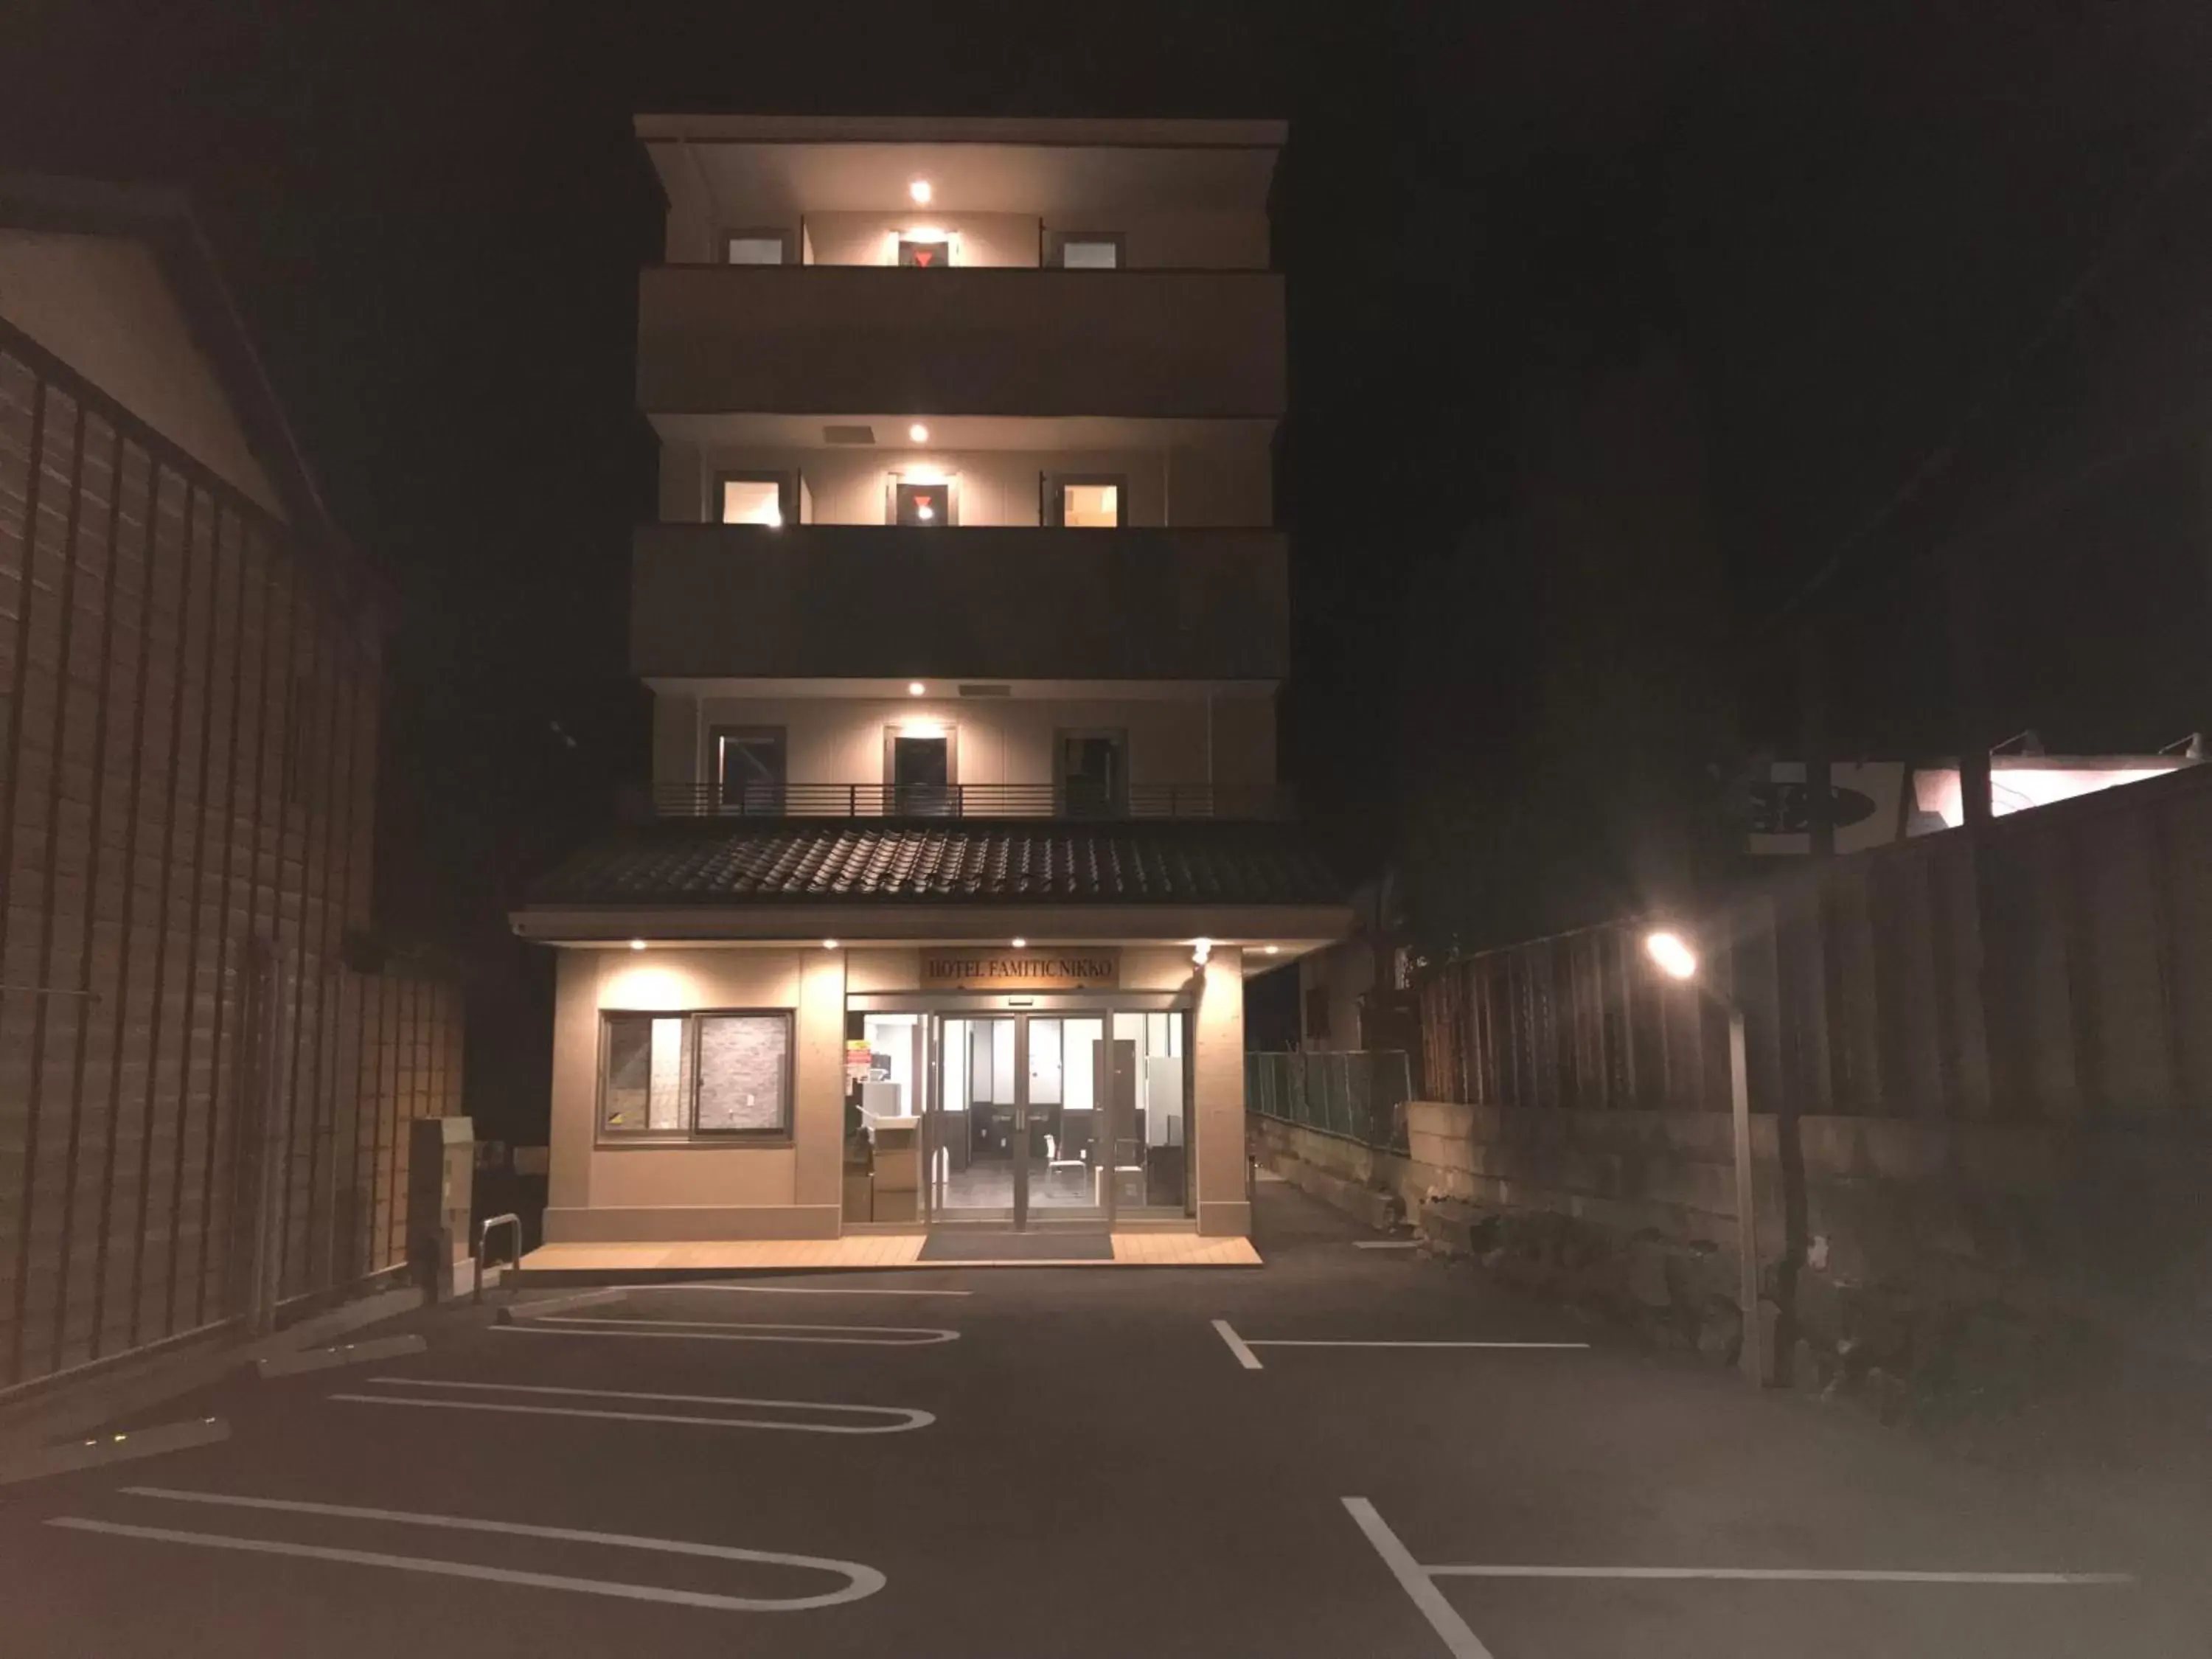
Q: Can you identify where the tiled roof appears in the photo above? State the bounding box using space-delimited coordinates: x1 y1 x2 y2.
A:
526 818 1343 908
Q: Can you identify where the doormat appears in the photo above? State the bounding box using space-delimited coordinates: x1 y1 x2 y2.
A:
919 1232 1114 1262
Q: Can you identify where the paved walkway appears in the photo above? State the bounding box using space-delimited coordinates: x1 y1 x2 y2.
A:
516 1231 1262 1276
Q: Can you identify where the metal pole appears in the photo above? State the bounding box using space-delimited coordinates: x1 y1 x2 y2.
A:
1727 1001 1763 1385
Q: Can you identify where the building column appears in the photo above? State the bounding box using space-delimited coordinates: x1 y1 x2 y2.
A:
1192 945 1249 1236
794 944 848 1230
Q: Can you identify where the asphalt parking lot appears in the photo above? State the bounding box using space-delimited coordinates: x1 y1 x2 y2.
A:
1 1179 2202 1658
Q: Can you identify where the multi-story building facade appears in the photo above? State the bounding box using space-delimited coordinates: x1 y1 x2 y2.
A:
0 178 462 1393
515 116 1348 1250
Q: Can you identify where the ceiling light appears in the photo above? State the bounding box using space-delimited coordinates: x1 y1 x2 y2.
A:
823 939 841 950
908 422 929 443
1012 938 1027 949
1192 936 1214 967
1264 945 1281 956
908 681 926 696
909 179 932 204
629 939 646 951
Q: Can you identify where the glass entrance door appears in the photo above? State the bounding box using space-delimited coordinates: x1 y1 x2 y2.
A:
931 1014 1110 1228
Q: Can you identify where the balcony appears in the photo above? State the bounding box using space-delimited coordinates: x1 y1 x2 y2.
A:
653 782 1295 820
630 524 1288 681
636 265 1285 419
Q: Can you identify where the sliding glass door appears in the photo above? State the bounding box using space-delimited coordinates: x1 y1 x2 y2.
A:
928 1010 1186 1229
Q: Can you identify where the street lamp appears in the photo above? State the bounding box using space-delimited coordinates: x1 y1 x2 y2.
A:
1644 926 1764 1385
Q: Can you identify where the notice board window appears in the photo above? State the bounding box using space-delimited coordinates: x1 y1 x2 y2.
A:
599 1011 793 1143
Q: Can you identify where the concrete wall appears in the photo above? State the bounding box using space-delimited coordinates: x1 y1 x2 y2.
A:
630 524 1290 681
660 437 1273 529
545 946 846 1242
637 266 1285 419
653 690 1273 792
0 229 287 516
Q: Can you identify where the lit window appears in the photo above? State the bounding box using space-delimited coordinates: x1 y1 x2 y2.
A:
726 234 787 265
720 478 785 526
601 1012 792 1139
1060 483 1120 528
1057 237 1121 269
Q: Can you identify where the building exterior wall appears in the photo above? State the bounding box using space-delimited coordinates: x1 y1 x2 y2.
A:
0 231 286 518
664 692 1271 793
545 945 847 1242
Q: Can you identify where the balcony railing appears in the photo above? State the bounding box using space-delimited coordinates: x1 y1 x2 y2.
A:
655 782 1295 820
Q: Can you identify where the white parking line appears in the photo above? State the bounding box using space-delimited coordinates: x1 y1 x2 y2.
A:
0 1418 230 1486
495 1315 959 1346
1211 1318 1264 1369
54 1486 885 1612
1425 1564 2137 1585
256 1334 428 1379
335 1377 933 1433
1343 1497 1498 1659
1253 1340 1589 1350
631 1282 972 1298
1344 1495 2135 1659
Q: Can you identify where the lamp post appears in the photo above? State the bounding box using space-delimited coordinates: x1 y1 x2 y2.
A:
1644 929 1764 1385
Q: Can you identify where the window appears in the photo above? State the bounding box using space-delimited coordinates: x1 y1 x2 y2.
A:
714 726 785 813
1052 233 1123 269
894 479 955 526
600 1011 792 1141
1049 474 1126 528
887 726 955 815
1056 729 1126 815
725 231 790 265
717 470 793 526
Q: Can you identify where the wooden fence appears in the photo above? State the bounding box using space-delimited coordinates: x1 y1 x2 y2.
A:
0 319 462 1394
1419 761 2212 1127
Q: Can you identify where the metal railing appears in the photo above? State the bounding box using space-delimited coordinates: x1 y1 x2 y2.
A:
1245 1051 1414 1152
475 1214 523 1304
654 782 1295 820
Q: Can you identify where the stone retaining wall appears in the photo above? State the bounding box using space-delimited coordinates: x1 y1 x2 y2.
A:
1255 1101 2212 1417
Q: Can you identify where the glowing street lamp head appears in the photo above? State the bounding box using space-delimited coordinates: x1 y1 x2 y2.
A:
1645 930 1699 981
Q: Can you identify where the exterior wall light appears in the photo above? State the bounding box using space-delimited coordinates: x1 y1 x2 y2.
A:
908 682 926 696
909 179 932 204
908 422 929 442
1011 937 1027 948
822 939 840 950
1645 930 1698 981
628 939 646 951
1191 937 1213 967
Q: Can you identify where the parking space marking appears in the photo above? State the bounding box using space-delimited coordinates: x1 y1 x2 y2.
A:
497 1287 629 1321
1345 1495 2135 1659
495 1315 959 1346
52 1486 885 1612
1211 1318 1586 1370
334 1377 933 1433
0 1418 230 1486
1343 1496 1498 1659
1425 1564 2137 1585
1211 1318 1264 1369
631 1282 972 1298
256 1334 428 1379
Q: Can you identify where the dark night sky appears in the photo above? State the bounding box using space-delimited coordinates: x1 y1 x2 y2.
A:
9 1 2212 1121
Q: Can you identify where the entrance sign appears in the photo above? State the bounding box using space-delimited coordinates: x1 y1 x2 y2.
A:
920 948 1119 990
